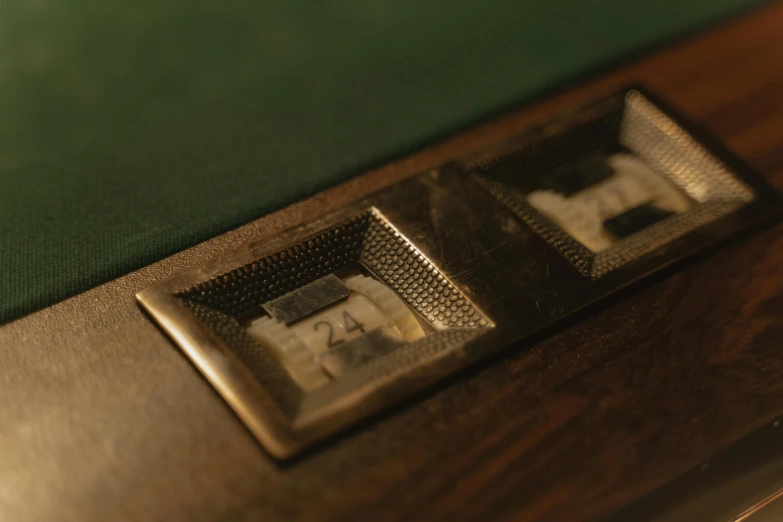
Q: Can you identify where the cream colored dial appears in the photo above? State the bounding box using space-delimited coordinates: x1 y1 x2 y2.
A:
527 153 691 252
246 275 425 391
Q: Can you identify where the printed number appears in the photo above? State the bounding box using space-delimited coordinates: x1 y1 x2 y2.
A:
313 321 343 348
313 312 366 349
343 311 365 334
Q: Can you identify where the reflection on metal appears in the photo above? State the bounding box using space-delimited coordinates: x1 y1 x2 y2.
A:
137 87 781 459
261 274 349 325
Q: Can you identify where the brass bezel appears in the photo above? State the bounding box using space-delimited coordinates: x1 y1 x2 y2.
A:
137 207 492 458
470 91 756 278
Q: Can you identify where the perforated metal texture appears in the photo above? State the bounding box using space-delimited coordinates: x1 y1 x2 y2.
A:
179 209 488 328
178 214 370 317
473 175 594 276
183 301 302 418
361 210 489 330
621 92 754 204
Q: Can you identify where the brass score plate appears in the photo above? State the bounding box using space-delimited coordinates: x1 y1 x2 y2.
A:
137 87 781 458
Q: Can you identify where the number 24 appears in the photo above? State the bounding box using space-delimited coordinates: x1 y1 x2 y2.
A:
313 311 365 348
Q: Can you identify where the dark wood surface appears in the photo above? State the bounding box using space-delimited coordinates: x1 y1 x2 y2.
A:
3 4 783 522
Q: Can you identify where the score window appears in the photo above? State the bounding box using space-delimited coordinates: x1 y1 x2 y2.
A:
471 90 755 278
526 153 692 252
245 273 427 391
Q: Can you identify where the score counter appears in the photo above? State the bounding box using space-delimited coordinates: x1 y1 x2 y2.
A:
246 274 427 390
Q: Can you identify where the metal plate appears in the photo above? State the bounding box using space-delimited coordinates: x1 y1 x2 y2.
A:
260 274 350 325
137 87 782 459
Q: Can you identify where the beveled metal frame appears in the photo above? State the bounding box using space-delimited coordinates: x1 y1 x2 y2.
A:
469 91 756 278
137 207 493 458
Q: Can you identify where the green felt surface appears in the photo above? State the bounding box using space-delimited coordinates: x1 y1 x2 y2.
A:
0 1 762 323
